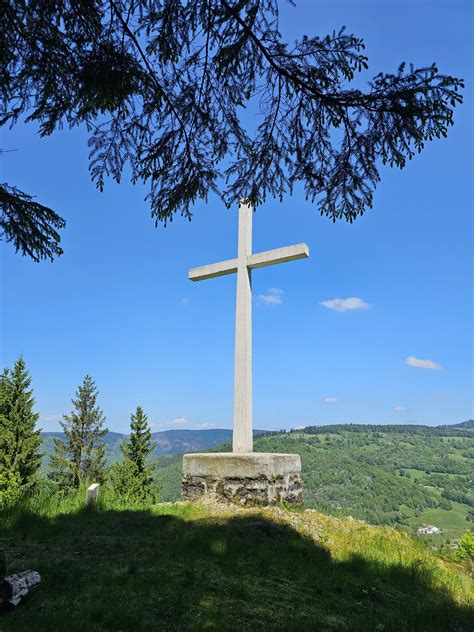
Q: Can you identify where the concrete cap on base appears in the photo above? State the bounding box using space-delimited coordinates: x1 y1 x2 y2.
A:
182 452 301 478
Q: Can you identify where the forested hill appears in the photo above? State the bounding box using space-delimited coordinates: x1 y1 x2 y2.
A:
297 420 474 437
155 421 473 539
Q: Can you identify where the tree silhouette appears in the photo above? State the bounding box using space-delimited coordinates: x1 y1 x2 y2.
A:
0 181 65 262
1 1 463 259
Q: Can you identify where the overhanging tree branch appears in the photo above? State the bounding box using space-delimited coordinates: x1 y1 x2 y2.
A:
0 183 65 262
0 0 464 248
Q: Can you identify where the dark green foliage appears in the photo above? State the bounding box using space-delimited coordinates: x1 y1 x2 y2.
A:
1 1 463 232
304 422 474 439
111 406 159 504
455 419 474 430
439 498 453 511
49 375 108 489
0 357 42 504
442 490 474 508
0 182 65 262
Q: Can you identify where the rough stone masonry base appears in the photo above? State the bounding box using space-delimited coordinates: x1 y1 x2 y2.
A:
182 453 303 506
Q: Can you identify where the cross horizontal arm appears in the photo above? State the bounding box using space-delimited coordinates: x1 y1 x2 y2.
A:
247 243 309 270
189 257 238 281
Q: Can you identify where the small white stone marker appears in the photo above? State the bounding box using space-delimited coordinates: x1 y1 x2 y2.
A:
86 483 100 505
0 570 41 606
189 201 309 453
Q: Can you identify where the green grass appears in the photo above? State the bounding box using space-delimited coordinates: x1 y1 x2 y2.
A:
402 468 426 481
0 491 473 631
450 452 469 462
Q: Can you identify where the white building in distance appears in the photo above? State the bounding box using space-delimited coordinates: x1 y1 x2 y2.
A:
417 525 441 535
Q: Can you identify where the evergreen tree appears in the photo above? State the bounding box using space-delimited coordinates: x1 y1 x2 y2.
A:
50 375 108 489
0 357 42 501
112 406 158 504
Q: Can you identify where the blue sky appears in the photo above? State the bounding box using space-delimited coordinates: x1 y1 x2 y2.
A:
1 0 472 433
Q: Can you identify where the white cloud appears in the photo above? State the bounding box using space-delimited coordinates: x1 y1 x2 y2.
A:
320 297 371 312
150 417 194 430
323 396 337 404
405 356 442 371
196 422 218 429
393 405 408 412
169 417 191 427
257 288 284 305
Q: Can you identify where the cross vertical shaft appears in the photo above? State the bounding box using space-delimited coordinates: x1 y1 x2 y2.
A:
233 202 253 452
188 202 309 456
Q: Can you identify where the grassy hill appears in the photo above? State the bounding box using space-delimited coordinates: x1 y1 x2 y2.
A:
154 422 474 539
0 495 472 631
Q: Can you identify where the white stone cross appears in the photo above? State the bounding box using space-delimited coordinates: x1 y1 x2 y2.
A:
189 202 309 453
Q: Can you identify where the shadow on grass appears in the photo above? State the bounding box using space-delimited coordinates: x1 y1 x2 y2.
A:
0 505 472 631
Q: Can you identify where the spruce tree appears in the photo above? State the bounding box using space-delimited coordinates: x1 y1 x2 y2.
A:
0 357 42 500
112 406 158 504
50 375 108 489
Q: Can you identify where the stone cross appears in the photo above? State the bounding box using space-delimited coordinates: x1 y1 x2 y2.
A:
189 202 309 453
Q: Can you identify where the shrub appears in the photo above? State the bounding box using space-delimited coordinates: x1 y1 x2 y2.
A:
457 532 474 561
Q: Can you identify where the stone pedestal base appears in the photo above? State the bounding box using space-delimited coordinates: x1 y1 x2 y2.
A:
182 453 303 506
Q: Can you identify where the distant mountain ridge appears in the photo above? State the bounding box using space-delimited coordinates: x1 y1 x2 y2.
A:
40 421 473 463
40 428 268 463
451 419 474 429
301 420 474 438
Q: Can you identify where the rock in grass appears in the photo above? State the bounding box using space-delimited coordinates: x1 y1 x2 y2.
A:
0 571 41 606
